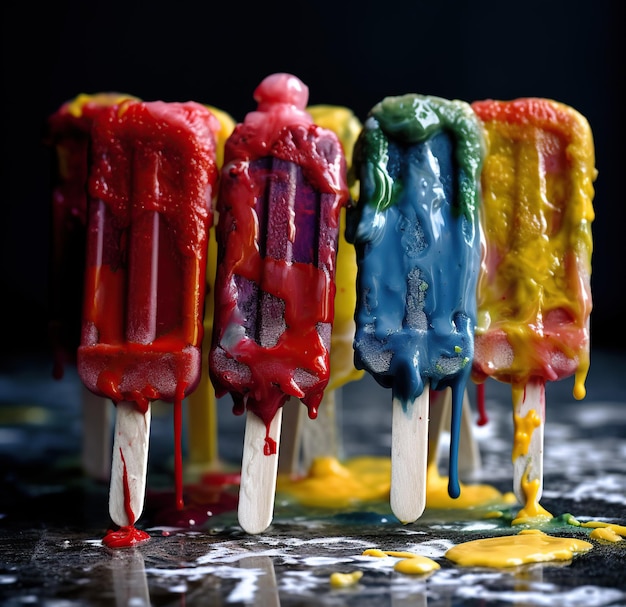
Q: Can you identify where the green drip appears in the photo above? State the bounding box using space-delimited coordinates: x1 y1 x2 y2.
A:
355 94 485 222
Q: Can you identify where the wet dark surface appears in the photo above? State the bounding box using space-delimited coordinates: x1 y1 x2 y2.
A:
1 349 625 606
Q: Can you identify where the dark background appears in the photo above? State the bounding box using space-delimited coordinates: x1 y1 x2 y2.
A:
1 0 624 361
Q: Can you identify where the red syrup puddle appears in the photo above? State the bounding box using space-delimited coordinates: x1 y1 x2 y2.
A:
103 525 150 548
147 476 240 528
149 391 239 528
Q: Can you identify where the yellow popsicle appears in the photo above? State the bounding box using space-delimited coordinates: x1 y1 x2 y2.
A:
185 105 236 476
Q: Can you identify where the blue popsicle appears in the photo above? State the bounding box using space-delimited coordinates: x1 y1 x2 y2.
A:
346 94 484 518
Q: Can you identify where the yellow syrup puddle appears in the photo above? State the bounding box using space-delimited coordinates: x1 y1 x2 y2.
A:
445 529 592 568
277 456 512 512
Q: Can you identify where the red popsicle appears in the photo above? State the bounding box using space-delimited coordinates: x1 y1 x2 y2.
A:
78 99 220 545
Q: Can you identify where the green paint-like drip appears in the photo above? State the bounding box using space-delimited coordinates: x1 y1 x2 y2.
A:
355 94 485 221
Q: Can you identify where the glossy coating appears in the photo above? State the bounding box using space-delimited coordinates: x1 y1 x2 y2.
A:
347 94 484 495
78 99 220 410
209 74 350 428
471 98 596 400
347 94 483 401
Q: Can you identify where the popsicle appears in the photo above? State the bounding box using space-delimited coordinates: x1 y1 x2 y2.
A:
185 105 236 478
278 104 365 475
46 93 137 481
209 73 350 534
346 94 484 523
470 98 596 514
78 98 220 544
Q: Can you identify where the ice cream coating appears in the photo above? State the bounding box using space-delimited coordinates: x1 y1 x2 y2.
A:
347 94 484 403
347 95 483 499
471 99 596 399
88 100 219 257
78 100 220 409
209 74 350 427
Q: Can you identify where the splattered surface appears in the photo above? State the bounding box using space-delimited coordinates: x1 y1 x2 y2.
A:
1 349 625 606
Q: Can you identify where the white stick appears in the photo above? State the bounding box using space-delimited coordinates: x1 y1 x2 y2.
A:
512 380 545 505
279 386 344 477
459 389 482 477
427 389 447 470
109 401 151 527
427 388 481 478
390 389 429 523
300 388 342 471
277 397 303 477
81 386 113 482
238 409 283 534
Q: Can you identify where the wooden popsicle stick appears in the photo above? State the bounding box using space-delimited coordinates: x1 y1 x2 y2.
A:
459 389 482 477
277 397 303 477
427 389 447 470
109 401 151 527
427 388 481 478
238 409 283 534
81 386 113 482
390 389 429 523
300 388 342 472
512 380 545 505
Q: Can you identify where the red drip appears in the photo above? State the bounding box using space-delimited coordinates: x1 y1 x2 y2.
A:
52 351 65 381
476 382 488 426
120 448 136 525
264 423 277 456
